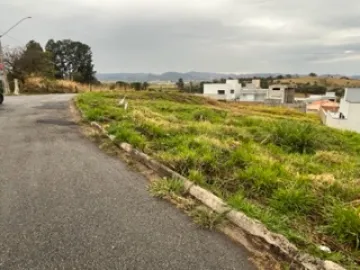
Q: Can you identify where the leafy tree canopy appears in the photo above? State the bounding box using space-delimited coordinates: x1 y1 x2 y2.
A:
45 39 96 83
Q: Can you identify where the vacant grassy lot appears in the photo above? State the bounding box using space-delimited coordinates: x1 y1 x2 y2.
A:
77 91 360 268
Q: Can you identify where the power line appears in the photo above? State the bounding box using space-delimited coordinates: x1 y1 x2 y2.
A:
2 35 24 46
0 27 25 46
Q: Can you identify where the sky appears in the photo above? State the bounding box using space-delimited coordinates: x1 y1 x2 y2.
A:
1 0 360 74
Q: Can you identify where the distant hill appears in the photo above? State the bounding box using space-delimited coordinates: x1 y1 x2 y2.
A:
96 72 283 82
97 72 360 83
279 76 360 88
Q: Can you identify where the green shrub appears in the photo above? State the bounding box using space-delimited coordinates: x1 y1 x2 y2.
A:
270 186 317 215
226 143 255 168
268 120 322 154
188 170 206 186
237 163 287 197
107 122 146 150
85 108 107 122
325 204 360 248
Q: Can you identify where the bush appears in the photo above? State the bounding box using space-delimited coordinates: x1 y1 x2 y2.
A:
237 163 287 197
270 186 317 215
188 170 206 186
107 122 146 150
85 108 107 122
226 143 255 168
268 120 322 154
325 204 360 248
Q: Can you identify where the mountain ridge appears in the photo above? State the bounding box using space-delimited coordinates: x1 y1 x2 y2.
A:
96 71 283 82
96 72 360 82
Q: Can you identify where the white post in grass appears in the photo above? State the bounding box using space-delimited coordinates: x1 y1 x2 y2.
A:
14 79 19 95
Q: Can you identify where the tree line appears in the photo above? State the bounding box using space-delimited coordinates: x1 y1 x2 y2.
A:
110 81 150 91
5 39 97 85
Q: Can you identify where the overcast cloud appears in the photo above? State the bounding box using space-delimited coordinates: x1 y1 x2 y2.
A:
1 0 360 74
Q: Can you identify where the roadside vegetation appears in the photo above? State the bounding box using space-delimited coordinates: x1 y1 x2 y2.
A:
77 90 360 268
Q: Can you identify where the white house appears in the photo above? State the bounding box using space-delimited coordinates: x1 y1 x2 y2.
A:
322 88 360 133
203 79 268 102
202 80 238 101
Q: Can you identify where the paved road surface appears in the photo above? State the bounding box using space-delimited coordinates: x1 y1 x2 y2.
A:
0 95 255 270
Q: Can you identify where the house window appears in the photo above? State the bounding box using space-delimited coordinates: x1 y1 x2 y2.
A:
230 90 235 94
272 88 281 91
218 90 225 95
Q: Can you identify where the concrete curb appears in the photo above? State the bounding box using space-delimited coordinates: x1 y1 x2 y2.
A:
89 120 345 270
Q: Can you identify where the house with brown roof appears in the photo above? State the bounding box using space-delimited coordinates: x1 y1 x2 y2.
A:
306 100 339 113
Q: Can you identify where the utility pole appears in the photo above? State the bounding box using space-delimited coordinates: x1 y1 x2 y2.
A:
0 16 32 95
0 39 10 94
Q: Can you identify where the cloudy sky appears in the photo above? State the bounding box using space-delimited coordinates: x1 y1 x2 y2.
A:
2 0 360 74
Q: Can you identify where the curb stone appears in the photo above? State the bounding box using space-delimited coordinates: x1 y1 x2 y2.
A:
89 120 345 270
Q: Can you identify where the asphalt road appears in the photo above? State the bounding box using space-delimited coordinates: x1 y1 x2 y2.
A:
0 94 255 270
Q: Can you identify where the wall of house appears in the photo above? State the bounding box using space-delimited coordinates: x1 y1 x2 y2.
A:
268 86 285 101
326 117 350 130
226 80 242 99
238 89 267 102
347 103 360 131
284 88 295 103
252 79 261 89
326 103 360 132
339 99 350 117
319 108 327 124
203 83 235 100
240 93 255 101
254 92 267 101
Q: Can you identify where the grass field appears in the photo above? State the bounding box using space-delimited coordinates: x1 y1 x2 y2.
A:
280 76 360 88
77 91 360 268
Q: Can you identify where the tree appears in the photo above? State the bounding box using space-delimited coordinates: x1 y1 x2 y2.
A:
131 82 142 91
260 79 269 89
4 41 53 82
20 41 53 78
176 78 184 90
4 46 25 81
116 81 129 89
309 72 317 77
45 39 96 83
142 82 149 90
